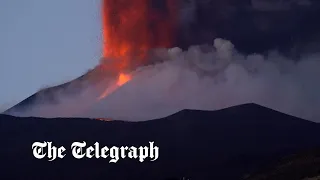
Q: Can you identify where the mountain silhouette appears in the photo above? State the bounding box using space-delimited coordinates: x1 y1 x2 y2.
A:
1 103 319 180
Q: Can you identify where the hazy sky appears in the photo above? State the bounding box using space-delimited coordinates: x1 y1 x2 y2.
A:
0 0 102 110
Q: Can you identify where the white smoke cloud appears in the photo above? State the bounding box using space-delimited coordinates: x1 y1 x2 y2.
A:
6 38 320 122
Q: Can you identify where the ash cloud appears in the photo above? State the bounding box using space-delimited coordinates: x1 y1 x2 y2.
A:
5 38 320 122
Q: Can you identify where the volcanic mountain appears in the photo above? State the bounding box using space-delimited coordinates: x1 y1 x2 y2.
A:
4 0 320 118
4 37 320 122
2 1 320 179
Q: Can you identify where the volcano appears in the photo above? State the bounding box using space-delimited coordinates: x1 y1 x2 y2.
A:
4 0 320 118
2 0 320 179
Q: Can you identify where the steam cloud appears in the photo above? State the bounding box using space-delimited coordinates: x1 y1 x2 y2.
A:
5 39 320 122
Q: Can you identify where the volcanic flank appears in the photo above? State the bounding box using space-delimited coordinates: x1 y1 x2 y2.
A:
5 36 320 122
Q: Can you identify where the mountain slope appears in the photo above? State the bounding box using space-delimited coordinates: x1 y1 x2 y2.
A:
1 104 319 180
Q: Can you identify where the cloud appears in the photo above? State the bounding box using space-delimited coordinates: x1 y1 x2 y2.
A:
6 38 320 122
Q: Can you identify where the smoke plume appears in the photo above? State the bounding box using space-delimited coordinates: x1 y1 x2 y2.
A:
5 38 320 122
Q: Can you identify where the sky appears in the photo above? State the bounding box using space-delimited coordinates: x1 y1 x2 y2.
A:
0 0 102 110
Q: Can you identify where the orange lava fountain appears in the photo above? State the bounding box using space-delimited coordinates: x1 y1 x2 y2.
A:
98 0 178 99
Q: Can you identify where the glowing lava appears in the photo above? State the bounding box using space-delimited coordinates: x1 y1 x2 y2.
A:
96 118 113 121
98 0 177 100
117 73 131 86
98 73 131 100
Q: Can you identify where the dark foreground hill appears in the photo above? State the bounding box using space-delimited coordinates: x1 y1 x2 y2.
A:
245 147 320 180
0 104 320 180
